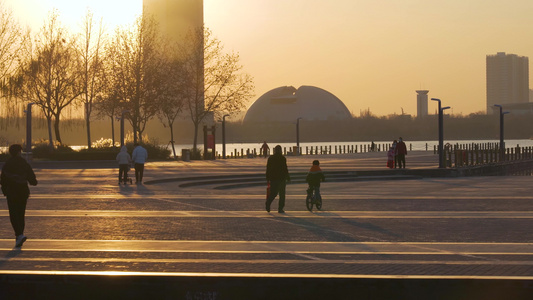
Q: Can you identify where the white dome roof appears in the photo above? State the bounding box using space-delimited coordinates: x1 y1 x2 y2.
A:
243 86 351 123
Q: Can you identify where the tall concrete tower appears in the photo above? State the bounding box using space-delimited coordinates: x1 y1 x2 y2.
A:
143 0 203 42
416 90 429 118
143 0 207 122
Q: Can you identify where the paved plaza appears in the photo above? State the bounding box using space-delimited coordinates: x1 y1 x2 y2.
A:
1 151 533 298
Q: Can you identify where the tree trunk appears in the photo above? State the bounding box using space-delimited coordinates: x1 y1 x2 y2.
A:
86 103 92 149
193 121 199 152
169 123 176 159
53 116 62 145
133 121 138 144
47 117 53 148
111 115 115 146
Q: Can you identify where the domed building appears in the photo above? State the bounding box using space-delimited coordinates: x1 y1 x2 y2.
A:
243 86 352 123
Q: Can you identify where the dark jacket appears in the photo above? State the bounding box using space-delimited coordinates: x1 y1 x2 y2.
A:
266 153 290 182
306 165 325 187
396 141 408 155
1 156 37 197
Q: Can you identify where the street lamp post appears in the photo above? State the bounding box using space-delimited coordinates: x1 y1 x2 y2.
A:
296 117 302 155
222 114 230 159
493 104 509 161
431 98 451 168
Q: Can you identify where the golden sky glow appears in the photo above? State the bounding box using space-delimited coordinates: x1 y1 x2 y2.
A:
6 0 533 116
6 0 142 30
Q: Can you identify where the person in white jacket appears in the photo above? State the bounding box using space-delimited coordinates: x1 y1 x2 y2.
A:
116 146 132 184
132 143 148 184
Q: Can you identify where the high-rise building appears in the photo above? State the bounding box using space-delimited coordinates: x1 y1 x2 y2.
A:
416 90 429 118
486 52 529 114
143 0 203 41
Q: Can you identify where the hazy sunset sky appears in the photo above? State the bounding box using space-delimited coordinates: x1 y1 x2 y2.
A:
6 0 533 116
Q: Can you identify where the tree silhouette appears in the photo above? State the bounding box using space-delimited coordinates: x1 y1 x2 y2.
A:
15 11 82 146
180 27 254 152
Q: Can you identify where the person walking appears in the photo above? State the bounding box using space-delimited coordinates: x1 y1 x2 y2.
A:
116 145 132 184
387 146 395 169
261 141 269 158
396 137 408 168
265 145 290 213
132 143 148 184
391 140 398 168
0 144 38 248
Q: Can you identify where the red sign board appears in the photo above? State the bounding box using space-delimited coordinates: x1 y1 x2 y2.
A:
207 134 215 149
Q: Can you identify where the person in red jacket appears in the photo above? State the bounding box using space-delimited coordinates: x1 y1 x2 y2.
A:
396 137 408 168
306 160 325 199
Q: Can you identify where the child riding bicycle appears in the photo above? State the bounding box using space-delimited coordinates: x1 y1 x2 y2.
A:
306 160 325 202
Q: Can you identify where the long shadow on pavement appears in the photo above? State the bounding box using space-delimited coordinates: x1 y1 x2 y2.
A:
0 248 22 269
270 211 402 242
118 184 156 196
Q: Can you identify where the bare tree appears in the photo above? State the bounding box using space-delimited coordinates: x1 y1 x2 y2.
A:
77 10 106 149
94 57 120 146
0 0 25 124
105 14 165 144
155 42 186 159
157 63 185 159
181 27 254 151
0 1 22 85
15 11 82 146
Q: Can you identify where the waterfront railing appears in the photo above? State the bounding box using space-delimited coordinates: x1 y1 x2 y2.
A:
441 143 533 168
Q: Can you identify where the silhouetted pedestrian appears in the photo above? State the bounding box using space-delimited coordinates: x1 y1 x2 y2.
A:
132 143 148 184
116 145 132 184
261 141 269 158
265 145 290 213
396 137 408 168
387 147 395 169
0 144 37 248
392 140 398 168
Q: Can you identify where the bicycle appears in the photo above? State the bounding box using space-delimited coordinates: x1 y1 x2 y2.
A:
306 186 322 211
